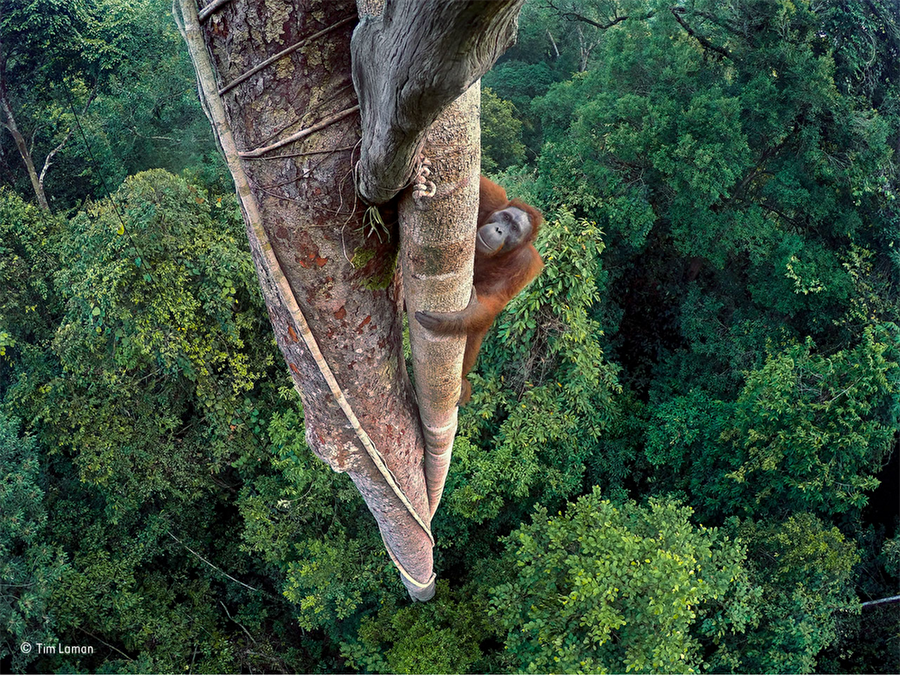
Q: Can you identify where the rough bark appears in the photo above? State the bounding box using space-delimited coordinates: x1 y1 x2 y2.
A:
176 0 435 600
0 73 49 210
351 0 524 204
179 0 524 602
400 84 480 517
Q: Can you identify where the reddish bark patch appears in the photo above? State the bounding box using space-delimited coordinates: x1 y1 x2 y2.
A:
357 315 372 333
334 306 347 320
289 363 301 375
294 230 328 268
286 325 298 343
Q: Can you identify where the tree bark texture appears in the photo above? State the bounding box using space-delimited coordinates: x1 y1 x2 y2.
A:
351 0 524 204
400 84 480 517
177 0 435 600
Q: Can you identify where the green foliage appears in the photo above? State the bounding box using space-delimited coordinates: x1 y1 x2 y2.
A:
101 0 222 174
2 169 312 673
0 0 119 85
491 488 757 674
816 518 900 674
647 328 899 521
711 514 861 673
0 414 66 672
535 0 898 281
342 581 493 674
0 189 63 359
18 170 276 511
481 87 527 172
239 407 397 638
2 0 898 673
447 209 621 526
48 505 244 674
0 0 218 208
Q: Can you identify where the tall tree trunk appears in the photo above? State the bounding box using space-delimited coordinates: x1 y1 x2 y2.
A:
176 0 435 600
0 81 49 211
177 0 524 602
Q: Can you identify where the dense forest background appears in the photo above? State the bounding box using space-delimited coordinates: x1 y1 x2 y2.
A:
1 0 898 673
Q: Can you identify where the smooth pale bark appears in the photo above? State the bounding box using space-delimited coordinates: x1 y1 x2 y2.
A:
351 0 524 204
177 0 435 600
400 84 480 517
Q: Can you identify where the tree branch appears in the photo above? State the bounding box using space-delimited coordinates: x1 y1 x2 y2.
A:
78 628 134 662
351 0 526 204
37 131 72 187
168 530 260 593
0 37 49 209
670 7 730 59
688 8 745 37
861 594 900 608
544 1 653 30
547 0 656 31
39 83 97 191
546 29 560 58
